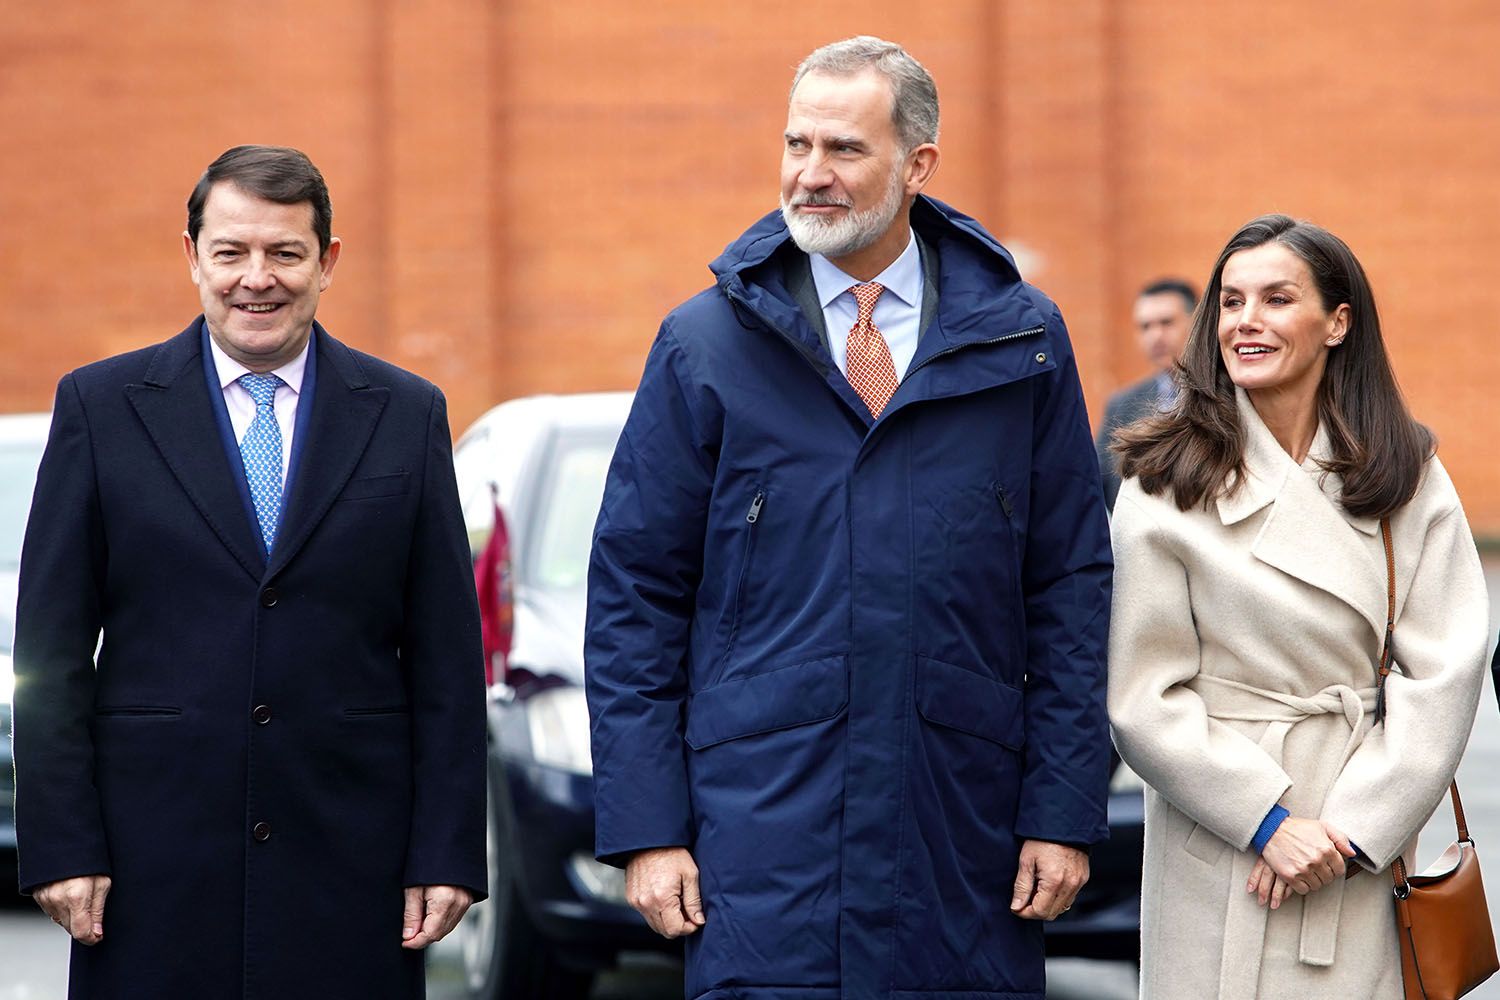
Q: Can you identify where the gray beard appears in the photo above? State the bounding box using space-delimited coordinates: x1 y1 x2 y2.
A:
781 169 905 259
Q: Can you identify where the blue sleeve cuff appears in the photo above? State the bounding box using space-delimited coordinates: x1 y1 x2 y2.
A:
1251 804 1290 854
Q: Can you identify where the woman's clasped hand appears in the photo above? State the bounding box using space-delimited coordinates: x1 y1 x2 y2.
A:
1246 818 1357 909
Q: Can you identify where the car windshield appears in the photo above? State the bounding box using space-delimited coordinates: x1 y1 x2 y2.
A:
0 440 45 572
525 427 618 595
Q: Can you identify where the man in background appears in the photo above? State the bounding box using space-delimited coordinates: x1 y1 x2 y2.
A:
1095 278 1197 510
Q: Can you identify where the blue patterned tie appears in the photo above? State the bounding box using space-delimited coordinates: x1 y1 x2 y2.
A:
237 373 285 551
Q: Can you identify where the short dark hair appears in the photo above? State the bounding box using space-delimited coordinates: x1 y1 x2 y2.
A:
186 145 333 255
1116 214 1433 520
1137 278 1197 314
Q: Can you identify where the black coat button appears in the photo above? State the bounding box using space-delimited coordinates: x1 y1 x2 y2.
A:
252 822 271 842
252 705 272 725
260 587 278 608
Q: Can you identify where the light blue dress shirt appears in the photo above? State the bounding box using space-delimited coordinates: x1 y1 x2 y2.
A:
809 229 924 381
208 334 309 484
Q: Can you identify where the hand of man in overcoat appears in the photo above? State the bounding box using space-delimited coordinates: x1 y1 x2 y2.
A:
35 874 111 945
1010 840 1088 920
401 884 473 949
626 846 706 938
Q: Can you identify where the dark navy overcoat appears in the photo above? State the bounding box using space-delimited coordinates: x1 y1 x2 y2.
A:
12 321 487 998
586 198 1114 1000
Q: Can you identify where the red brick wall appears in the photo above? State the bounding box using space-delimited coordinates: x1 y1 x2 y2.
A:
2 2 1496 533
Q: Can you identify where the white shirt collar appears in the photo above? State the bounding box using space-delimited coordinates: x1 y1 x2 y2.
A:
208 332 310 394
809 228 921 309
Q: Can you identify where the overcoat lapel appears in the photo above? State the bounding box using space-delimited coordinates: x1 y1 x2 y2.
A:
266 328 388 579
125 323 266 582
1218 389 1387 640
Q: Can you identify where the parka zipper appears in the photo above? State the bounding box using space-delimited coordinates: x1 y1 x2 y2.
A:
993 481 1027 646
723 489 766 663
994 483 1015 518
723 278 1046 408
903 324 1046 381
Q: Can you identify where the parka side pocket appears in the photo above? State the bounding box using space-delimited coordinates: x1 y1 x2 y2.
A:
685 655 847 750
916 656 1025 750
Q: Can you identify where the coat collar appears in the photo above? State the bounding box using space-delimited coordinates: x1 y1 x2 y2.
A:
1219 388 1387 638
709 196 1048 428
710 195 1025 307
127 320 267 581
264 327 388 578
125 318 388 582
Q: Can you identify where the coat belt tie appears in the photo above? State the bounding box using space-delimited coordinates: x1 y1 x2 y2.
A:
1185 674 1378 1000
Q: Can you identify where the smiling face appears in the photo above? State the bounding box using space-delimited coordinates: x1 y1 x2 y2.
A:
1217 242 1349 405
779 69 938 276
184 182 341 373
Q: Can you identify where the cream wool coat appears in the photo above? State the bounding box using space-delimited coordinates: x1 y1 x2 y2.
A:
1109 391 1489 1000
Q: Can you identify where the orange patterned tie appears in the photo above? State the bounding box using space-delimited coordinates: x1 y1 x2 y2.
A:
846 282 898 418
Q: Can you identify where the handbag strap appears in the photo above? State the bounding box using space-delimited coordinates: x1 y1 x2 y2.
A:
1381 517 1472 900
1375 517 1396 724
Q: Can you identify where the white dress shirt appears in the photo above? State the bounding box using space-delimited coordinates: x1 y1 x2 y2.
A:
207 335 308 483
809 228 924 381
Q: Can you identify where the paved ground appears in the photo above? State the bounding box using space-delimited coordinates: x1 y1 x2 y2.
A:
0 903 64 1000
0 898 1136 1000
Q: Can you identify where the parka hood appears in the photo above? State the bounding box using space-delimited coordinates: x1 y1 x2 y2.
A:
708 195 1047 373
709 195 1026 285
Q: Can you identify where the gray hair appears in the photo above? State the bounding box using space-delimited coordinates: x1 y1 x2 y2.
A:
791 36 940 151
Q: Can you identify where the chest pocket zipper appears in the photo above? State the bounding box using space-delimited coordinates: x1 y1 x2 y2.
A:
723 489 765 662
994 483 1015 519
994 482 1027 643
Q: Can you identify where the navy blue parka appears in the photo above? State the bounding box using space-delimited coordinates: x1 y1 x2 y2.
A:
586 198 1113 1000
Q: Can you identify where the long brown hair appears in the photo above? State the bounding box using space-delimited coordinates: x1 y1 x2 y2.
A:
1115 214 1433 518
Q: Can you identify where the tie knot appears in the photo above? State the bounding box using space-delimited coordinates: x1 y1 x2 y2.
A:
851 282 884 325
237 373 284 408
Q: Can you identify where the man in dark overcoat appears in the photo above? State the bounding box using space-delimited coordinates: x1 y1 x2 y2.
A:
586 37 1113 1000
12 145 487 998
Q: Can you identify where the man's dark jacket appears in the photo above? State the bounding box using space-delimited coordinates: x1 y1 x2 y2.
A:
586 197 1113 1000
1094 373 1167 511
12 320 487 999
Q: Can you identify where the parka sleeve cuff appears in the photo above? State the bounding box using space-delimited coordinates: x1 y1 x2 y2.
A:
594 794 694 870
1015 777 1110 846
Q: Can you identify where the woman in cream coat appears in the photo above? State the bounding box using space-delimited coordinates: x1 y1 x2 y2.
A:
1108 214 1489 1000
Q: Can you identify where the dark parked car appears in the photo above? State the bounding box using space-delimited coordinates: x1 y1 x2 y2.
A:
449 393 672 999
445 393 1141 997
0 413 52 886
1044 759 1143 960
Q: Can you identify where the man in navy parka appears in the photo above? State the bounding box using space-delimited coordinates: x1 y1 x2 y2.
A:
586 36 1113 1000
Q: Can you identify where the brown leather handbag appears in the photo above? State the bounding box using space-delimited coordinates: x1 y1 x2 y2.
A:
1377 518 1499 1000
